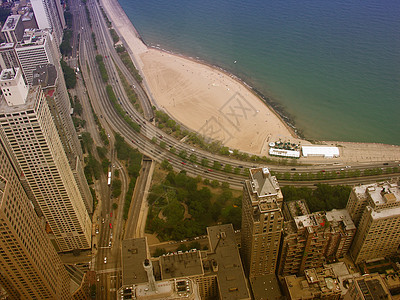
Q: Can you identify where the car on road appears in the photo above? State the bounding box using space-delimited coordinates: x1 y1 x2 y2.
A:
109 241 112 247
104 257 107 264
291 168 296 171
102 218 104 224
109 223 112 229
110 212 112 217
207 169 213 172
383 163 389 165
181 161 186 165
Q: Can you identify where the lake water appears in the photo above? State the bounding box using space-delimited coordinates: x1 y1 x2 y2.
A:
118 0 400 145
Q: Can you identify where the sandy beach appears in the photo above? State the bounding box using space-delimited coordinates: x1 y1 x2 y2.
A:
100 0 400 163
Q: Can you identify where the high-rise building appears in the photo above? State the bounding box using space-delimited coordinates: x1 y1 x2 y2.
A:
1 15 24 44
0 140 71 299
348 181 400 264
15 29 58 86
241 167 284 278
30 0 65 47
278 209 355 276
0 43 20 74
32 64 91 213
0 68 91 252
344 273 392 300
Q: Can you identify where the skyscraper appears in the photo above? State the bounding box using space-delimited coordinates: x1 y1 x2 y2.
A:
347 181 400 264
30 0 65 47
240 167 284 278
1 15 24 44
0 68 91 252
0 140 71 299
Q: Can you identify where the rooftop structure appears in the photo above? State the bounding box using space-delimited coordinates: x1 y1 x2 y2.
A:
344 273 393 300
283 267 342 300
206 224 251 300
301 146 340 158
283 199 310 220
122 238 149 286
160 251 203 280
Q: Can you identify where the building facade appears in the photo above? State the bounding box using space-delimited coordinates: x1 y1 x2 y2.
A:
30 0 65 47
348 181 400 264
0 140 71 299
0 69 91 252
241 167 284 278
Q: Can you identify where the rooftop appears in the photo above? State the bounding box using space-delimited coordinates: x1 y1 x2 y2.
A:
294 212 326 230
159 250 203 280
367 181 400 207
121 238 149 286
207 224 250 300
32 64 57 87
1 15 20 32
16 29 48 47
249 168 280 199
0 42 15 50
0 68 17 81
325 209 356 231
0 85 39 112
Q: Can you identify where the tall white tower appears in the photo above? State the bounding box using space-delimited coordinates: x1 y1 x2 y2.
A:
0 69 91 252
143 259 157 292
0 68 28 106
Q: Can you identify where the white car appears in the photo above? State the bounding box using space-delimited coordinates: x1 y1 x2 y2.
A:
109 241 112 247
104 257 107 264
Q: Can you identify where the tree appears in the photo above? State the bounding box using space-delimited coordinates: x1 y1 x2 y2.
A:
60 60 76 88
223 164 232 173
179 150 187 159
81 132 93 152
213 161 222 170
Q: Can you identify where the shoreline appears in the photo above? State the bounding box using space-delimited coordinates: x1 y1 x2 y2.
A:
146 44 301 141
100 0 400 163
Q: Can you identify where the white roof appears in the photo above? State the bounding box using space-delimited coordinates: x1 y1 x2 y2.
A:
301 146 340 158
269 148 300 158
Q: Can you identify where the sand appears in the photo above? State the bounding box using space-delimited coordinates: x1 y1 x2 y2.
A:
100 0 400 163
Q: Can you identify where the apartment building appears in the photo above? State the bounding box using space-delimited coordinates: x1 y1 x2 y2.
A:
0 141 71 299
349 181 400 264
0 69 91 252
241 167 284 278
278 209 356 276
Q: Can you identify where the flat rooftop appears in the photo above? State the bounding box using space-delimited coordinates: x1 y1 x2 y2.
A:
294 212 326 229
367 181 400 207
0 85 39 113
0 42 15 50
2 15 20 32
160 250 203 280
325 209 356 231
32 64 57 87
16 29 48 47
121 238 149 286
207 224 250 300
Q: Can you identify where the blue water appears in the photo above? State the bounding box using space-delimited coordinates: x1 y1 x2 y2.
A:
118 0 400 145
